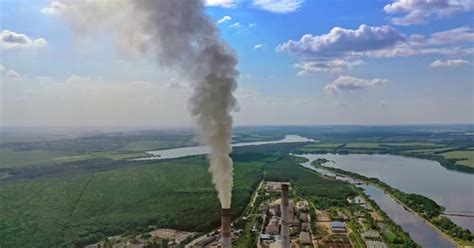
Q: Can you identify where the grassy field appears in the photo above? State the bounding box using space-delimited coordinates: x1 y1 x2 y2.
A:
119 140 195 152
0 149 73 168
441 150 474 168
303 143 343 148
0 149 148 169
345 143 383 148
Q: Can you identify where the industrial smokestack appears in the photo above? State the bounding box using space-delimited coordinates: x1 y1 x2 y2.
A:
56 0 237 221
281 184 290 248
221 208 232 248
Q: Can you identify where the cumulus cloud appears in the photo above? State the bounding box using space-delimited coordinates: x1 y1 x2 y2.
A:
0 65 25 80
368 26 474 57
229 22 242 28
430 59 469 67
0 30 47 49
277 25 405 56
217 16 232 24
254 43 265 49
278 25 405 75
65 74 92 83
426 26 474 45
324 75 387 95
206 0 239 8
384 0 473 25
295 59 364 74
41 1 67 15
252 0 304 14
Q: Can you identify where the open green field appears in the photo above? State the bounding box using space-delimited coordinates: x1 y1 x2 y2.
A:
0 149 73 168
0 149 148 169
441 150 474 168
303 143 343 148
345 143 383 148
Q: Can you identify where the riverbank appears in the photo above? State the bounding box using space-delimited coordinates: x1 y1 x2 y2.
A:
312 161 473 247
295 143 474 174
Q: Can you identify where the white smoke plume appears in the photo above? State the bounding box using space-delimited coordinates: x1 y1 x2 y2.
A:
53 0 238 208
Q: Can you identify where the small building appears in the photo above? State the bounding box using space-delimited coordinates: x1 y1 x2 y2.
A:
299 212 309 222
299 231 311 245
301 222 311 232
194 236 217 248
330 221 347 233
260 234 273 241
269 203 281 216
265 216 280 235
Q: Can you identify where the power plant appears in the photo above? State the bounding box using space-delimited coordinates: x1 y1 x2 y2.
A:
221 208 232 248
281 184 290 248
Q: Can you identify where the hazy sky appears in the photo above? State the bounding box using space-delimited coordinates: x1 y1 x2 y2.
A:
1 0 473 127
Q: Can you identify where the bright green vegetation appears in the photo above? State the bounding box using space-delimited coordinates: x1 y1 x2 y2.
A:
441 150 474 168
267 156 357 209
0 155 271 247
119 140 194 151
0 148 147 169
346 143 383 148
317 163 474 246
52 151 148 162
304 143 343 148
0 149 73 168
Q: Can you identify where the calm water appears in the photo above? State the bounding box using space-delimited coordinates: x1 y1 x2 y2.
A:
298 156 457 248
361 185 456 248
135 135 314 160
302 154 474 231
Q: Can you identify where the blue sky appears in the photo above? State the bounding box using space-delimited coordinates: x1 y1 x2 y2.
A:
1 0 473 127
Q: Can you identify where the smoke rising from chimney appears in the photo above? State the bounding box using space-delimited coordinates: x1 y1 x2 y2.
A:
56 0 237 208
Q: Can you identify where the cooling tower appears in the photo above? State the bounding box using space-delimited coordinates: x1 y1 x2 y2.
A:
281 184 290 248
221 208 232 248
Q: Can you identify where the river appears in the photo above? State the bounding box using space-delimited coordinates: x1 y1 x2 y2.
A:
298 155 458 248
135 134 314 160
300 153 474 232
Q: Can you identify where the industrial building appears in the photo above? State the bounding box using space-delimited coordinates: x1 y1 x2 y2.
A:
330 221 347 233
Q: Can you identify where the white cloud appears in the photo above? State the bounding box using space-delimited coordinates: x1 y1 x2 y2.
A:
0 30 47 49
324 75 387 95
430 59 469 67
41 1 68 15
248 23 257 28
217 16 232 24
229 22 242 28
277 25 405 56
0 65 25 80
368 26 474 58
65 74 92 83
254 43 265 49
426 26 474 45
206 0 239 8
252 0 305 14
384 0 473 25
295 59 364 75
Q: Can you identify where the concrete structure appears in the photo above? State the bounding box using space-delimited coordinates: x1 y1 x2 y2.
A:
280 184 290 248
299 232 311 245
330 221 347 233
265 216 280 235
221 208 232 248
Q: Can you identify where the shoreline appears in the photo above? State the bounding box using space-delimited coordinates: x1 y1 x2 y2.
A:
313 162 465 248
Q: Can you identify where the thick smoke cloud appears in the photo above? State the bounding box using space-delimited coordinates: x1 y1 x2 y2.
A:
55 0 238 208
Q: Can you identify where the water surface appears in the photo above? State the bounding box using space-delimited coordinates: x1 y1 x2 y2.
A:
302 153 474 231
298 156 458 248
136 135 313 160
